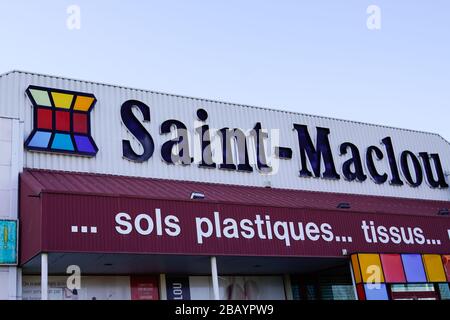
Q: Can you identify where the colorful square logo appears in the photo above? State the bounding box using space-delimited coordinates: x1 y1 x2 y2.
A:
25 85 98 156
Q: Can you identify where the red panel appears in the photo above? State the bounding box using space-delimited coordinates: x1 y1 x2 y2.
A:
37 108 53 130
73 113 88 134
380 254 406 283
356 283 366 300
55 111 70 131
443 256 450 281
130 276 159 300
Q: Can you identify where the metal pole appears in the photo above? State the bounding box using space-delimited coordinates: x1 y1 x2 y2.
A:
159 274 167 300
349 260 358 300
41 253 48 300
283 274 293 300
210 256 220 300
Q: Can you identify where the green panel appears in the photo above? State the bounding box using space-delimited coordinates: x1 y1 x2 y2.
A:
29 89 52 107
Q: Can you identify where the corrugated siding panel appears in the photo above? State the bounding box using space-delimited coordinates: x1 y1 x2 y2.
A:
3 71 450 201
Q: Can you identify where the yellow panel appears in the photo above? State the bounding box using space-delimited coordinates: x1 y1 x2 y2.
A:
51 92 74 109
359 254 385 283
422 254 446 282
74 96 95 111
351 254 362 284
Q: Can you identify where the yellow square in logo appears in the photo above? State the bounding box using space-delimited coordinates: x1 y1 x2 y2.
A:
51 92 74 109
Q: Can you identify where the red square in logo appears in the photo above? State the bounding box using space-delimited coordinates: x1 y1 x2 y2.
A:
73 113 88 134
55 111 70 131
37 108 53 130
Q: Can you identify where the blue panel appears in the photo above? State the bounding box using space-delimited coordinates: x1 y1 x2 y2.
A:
26 131 52 148
364 283 389 300
74 135 96 154
401 254 427 283
0 220 17 265
51 133 74 151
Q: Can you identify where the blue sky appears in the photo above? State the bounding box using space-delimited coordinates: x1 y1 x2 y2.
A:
0 1 449 139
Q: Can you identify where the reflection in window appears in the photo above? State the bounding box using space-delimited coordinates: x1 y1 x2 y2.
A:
391 284 435 292
438 283 450 300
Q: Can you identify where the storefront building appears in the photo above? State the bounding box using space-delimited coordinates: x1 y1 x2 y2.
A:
0 70 449 300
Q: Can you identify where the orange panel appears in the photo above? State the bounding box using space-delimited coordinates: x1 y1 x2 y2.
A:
74 96 95 111
422 254 446 282
351 254 362 284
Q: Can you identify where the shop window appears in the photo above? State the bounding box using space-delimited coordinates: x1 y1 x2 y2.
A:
166 275 286 300
291 265 355 300
22 275 140 300
390 284 439 300
305 284 318 300
438 283 450 300
320 284 355 300
291 283 302 300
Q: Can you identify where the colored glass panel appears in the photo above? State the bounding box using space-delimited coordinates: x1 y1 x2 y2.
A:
37 108 53 130
55 111 70 131
74 96 95 111
29 89 51 107
356 283 366 300
422 254 446 282
380 254 406 283
358 254 385 283
27 131 52 148
439 283 450 299
73 113 88 133
443 256 450 282
51 133 74 151
74 135 96 153
363 283 389 300
401 254 427 283
351 254 362 284
51 92 73 109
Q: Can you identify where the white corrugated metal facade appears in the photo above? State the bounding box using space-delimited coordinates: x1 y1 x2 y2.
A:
1 70 450 201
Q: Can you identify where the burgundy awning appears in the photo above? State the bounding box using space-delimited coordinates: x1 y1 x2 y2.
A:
20 169 450 265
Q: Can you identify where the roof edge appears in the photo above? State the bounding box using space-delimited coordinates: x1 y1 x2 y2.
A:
23 168 450 205
1 70 447 138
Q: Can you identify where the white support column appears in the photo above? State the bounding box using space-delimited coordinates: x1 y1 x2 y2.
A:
8 266 17 300
349 260 358 300
159 274 167 300
41 253 48 300
16 267 22 300
210 256 220 300
283 274 293 300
